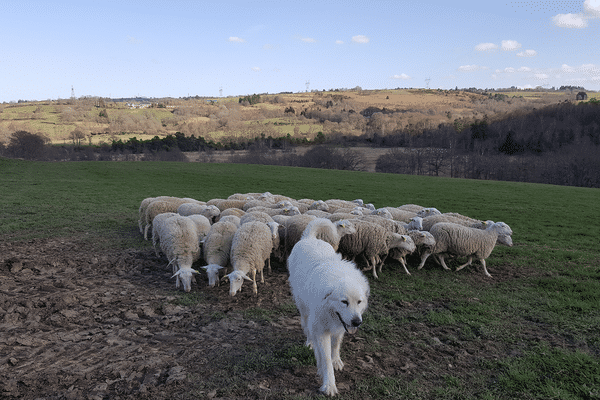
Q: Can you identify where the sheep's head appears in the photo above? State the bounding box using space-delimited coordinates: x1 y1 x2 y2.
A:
374 208 393 219
417 207 441 218
389 234 416 254
335 220 357 237
227 270 253 296
202 264 224 287
407 216 423 231
172 267 199 292
411 231 435 250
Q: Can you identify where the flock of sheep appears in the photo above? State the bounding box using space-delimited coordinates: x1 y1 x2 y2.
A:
137 192 513 295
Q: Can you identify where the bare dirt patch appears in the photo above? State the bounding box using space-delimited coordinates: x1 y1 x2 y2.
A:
0 236 554 399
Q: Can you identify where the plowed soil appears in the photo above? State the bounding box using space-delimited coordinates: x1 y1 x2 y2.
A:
1 235 547 399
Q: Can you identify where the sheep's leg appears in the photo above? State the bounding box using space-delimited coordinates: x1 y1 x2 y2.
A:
418 251 432 269
479 258 492 277
399 257 411 275
377 254 388 275
455 257 473 271
267 257 271 274
438 255 451 270
369 255 379 279
360 254 372 271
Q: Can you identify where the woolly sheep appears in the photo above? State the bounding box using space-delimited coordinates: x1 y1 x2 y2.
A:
280 214 318 259
202 220 238 287
226 221 279 296
300 218 357 251
397 204 425 213
158 215 202 292
309 200 329 211
305 209 332 218
377 207 417 223
327 212 359 222
217 215 241 227
416 207 442 218
151 212 178 257
418 222 513 277
217 207 246 220
227 193 255 201
338 220 415 279
178 203 221 222
357 215 409 234
387 230 435 275
420 214 491 231
215 199 247 212
187 214 212 241
144 198 193 240
245 205 301 217
407 216 424 231
239 211 275 225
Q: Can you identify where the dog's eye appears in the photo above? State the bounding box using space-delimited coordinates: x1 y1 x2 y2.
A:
341 300 349 306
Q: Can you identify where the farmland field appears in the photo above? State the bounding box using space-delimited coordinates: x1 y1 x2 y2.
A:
1 159 599 399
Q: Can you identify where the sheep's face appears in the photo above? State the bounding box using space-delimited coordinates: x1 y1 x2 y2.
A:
390 234 416 254
497 234 513 247
203 265 224 287
172 267 198 292
228 271 253 296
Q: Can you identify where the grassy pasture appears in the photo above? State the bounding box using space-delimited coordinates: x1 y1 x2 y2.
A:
1 159 599 399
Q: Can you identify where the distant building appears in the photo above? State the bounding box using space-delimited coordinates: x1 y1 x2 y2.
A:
576 92 588 101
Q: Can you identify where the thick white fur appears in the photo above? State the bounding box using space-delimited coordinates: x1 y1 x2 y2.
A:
288 237 369 396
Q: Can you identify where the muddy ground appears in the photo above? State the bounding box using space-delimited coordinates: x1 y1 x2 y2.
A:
1 235 555 400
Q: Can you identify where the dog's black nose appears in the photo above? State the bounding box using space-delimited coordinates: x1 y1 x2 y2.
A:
351 318 362 327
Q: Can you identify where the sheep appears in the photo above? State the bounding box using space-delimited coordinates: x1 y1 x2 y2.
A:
178 203 221 222
337 220 415 279
418 222 513 277
309 200 330 212
227 193 255 201
215 199 247 212
187 214 212 241
280 214 317 259
217 207 246 220
397 204 425 213
357 215 409 234
327 212 359 222
151 212 178 257
201 220 238 287
245 205 301 217
305 209 332 218
226 221 279 296
386 230 435 275
218 215 241 227
420 214 491 231
416 207 442 218
376 207 417 223
157 215 202 292
239 211 275 225
144 198 193 240
407 216 424 231
300 218 357 251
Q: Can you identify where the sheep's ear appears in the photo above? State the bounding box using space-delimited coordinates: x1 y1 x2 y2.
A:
192 269 200 274
242 273 253 282
202 266 208 270
401 235 407 241
221 275 229 282
171 270 181 279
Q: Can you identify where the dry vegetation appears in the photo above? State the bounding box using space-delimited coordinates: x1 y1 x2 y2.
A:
1 89 592 147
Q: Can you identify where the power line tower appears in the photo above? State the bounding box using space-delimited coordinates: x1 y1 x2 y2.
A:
425 77 431 90
71 85 75 99
305 80 310 92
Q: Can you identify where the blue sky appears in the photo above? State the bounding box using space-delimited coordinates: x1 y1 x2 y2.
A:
1 0 599 102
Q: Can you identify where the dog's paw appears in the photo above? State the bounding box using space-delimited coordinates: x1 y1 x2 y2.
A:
332 358 344 371
320 382 338 396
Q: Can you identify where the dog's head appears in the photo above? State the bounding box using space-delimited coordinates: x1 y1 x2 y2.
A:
325 283 369 335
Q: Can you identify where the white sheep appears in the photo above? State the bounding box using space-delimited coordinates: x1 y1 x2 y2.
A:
144 198 193 240
338 220 415 279
280 214 317 259
420 214 491 231
239 211 275 225
418 222 513 277
202 220 238 287
387 230 435 275
300 218 357 251
226 221 279 296
416 207 442 218
151 212 178 257
376 207 417 223
158 215 202 292
245 205 301 217
217 207 246 221
217 215 241 227
177 203 221 222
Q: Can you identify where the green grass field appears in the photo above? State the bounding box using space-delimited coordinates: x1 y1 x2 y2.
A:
1 158 599 399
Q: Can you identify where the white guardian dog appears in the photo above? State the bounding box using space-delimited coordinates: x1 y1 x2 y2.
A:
287 220 370 396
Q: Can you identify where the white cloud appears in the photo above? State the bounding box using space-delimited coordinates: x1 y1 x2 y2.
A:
518 66 532 72
504 67 516 73
251 67 260 72
475 42 498 52
391 73 411 80
301 37 316 43
534 73 549 80
458 65 488 72
229 36 246 43
562 64 576 73
584 0 600 17
552 13 588 28
517 49 537 57
335 40 344 45
352 35 369 44
501 40 522 51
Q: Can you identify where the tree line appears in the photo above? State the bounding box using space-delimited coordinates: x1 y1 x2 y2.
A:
1 99 599 188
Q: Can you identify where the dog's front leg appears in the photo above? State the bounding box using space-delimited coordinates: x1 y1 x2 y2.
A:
331 331 345 371
315 333 338 396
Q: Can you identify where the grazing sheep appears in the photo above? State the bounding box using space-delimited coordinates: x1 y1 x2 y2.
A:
309 200 330 212
151 212 178 257
202 220 238 287
300 218 357 252
387 230 435 275
226 221 279 296
376 207 417 223
187 214 212 242
420 214 491 231
178 203 220 222
338 220 415 279
418 222 513 277
245 205 301 217
217 215 241 227
305 209 332 218
217 207 246 220
239 211 275 225
416 207 442 218
158 215 202 292
215 199 247 212
144 198 192 240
